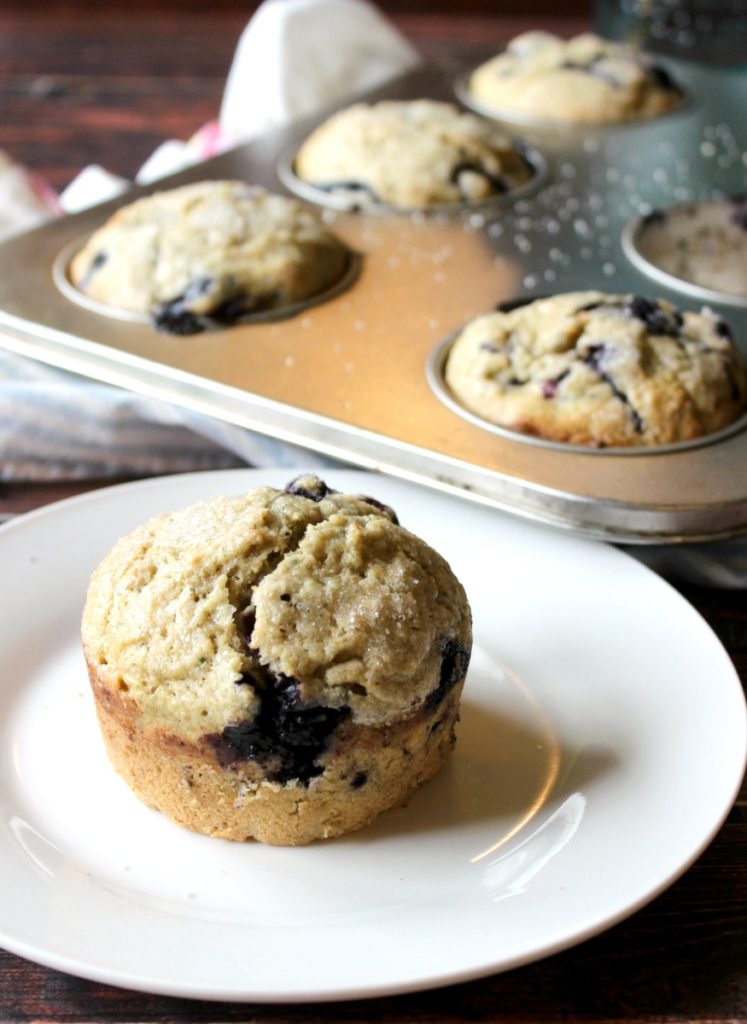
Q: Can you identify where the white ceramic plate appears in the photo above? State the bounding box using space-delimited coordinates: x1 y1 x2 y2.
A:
0 469 744 1002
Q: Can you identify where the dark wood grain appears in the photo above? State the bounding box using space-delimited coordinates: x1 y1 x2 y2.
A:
0 6 743 1022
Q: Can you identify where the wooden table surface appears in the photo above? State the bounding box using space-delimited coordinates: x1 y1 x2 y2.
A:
0 6 745 1022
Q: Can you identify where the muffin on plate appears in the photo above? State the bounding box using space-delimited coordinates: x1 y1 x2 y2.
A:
444 291 747 447
69 181 352 334
293 99 534 209
468 31 684 124
81 475 472 846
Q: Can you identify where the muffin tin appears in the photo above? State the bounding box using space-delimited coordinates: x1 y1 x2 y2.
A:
0 58 746 545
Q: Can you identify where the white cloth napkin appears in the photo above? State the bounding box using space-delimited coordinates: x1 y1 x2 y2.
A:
0 0 419 482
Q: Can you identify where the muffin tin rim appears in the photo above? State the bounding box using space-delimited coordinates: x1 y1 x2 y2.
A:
425 326 747 458
52 234 364 330
275 139 549 216
622 206 747 311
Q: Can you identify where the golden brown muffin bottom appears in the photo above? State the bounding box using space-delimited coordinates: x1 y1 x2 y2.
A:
86 656 462 846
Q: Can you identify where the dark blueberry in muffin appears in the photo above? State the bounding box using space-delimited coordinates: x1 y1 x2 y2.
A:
583 344 643 433
76 250 108 290
715 319 734 341
583 343 608 373
542 368 570 399
624 296 681 337
356 495 399 525
425 638 470 714
214 672 350 784
350 771 368 789
152 303 206 336
730 199 747 231
284 476 335 502
648 64 680 93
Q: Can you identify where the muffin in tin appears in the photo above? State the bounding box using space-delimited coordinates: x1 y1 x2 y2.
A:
293 99 535 209
444 291 747 448
81 475 473 846
69 181 352 335
631 199 747 301
468 31 684 124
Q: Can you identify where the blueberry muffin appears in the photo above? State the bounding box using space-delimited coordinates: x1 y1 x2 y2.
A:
444 291 747 447
634 199 747 300
293 99 534 209
468 31 683 124
81 475 472 846
69 181 351 335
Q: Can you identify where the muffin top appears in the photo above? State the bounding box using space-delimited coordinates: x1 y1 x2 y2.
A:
81 476 472 740
468 31 683 124
444 291 747 447
69 181 351 334
293 99 534 209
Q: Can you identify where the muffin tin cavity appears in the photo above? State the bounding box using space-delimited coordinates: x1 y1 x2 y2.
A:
623 199 747 309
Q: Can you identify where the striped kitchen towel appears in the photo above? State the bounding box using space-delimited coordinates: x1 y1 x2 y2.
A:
0 0 418 481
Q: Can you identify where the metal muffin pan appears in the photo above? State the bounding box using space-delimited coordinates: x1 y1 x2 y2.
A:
0 59 746 544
